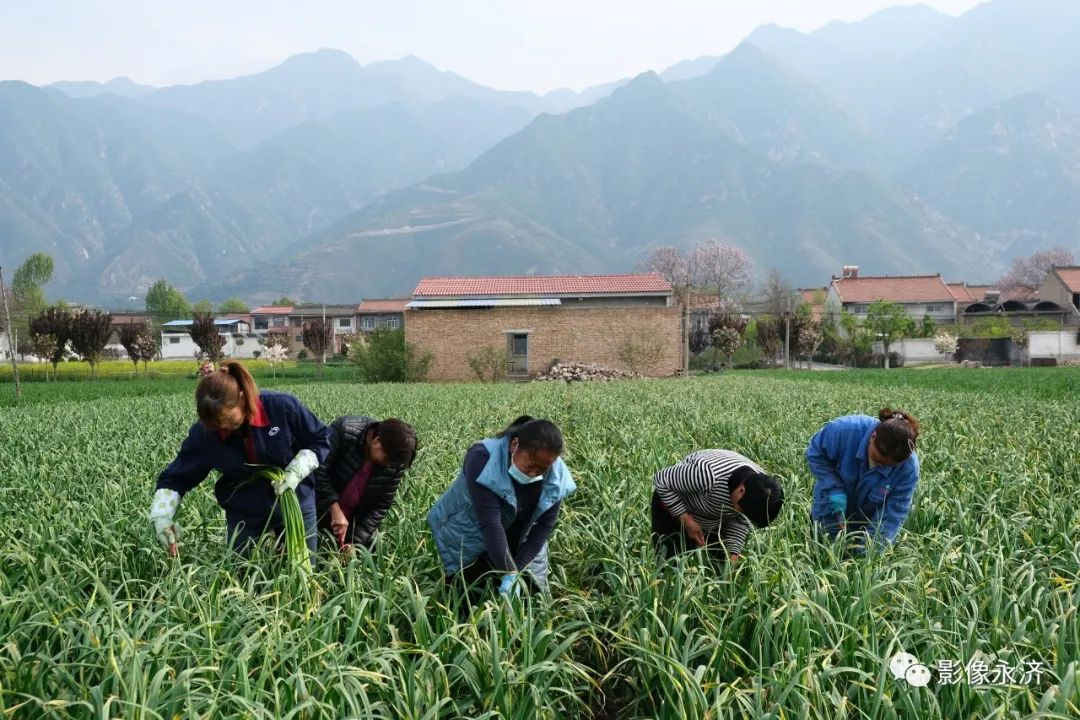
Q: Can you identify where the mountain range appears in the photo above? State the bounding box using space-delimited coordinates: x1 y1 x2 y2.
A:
2 0 1079 305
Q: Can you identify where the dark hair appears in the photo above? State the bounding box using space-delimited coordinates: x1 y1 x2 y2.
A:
371 418 417 468
195 360 259 427
730 466 784 529
497 415 564 454
874 407 921 462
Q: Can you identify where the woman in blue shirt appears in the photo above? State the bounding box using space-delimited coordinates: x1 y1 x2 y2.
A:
427 416 575 600
807 408 921 552
148 360 332 558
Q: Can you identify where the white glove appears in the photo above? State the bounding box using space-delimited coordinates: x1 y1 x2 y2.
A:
273 449 319 495
148 489 181 553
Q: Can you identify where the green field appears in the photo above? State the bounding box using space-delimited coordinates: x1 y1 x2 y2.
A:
1 371 1077 718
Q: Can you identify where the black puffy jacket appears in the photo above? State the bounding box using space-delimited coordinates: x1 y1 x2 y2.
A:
312 416 408 548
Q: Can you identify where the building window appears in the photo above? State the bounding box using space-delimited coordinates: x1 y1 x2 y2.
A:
848 304 867 314
270 317 286 328
1073 293 1080 310
254 318 269 330
295 335 302 342
387 316 401 329
338 317 351 328
168 337 180 344
361 317 376 331
925 304 944 313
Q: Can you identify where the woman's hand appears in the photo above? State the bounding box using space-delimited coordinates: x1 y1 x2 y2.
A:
679 513 706 547
329 502 349 546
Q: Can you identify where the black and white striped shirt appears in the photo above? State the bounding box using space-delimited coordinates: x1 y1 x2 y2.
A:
653 449 762 555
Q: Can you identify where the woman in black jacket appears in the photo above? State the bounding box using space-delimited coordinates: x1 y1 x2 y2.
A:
312 416 417 551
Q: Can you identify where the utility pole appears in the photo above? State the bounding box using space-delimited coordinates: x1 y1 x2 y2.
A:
783 294 792 370
0 266 22 398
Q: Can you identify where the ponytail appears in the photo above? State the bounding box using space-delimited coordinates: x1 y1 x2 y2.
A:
196 360 260 426
498 415 563 454
496 415 535 438
874 407 920 462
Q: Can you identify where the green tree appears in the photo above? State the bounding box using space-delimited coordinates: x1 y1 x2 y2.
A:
193 299 214 315
918 313 937 339
218 298 249 314
352 328 432 382
273 296 297 306
8 254 55 358
145 280 192 322
865 301 914 369
12 253 54 314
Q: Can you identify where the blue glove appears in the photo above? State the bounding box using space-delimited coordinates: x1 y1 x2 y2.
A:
827 492 848 519
498 573 520 598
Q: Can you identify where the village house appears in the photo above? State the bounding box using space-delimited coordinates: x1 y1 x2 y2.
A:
286 304 357 356
356 298 408 333
405 273 681 381
825 267 959 325
1037 267 1080 320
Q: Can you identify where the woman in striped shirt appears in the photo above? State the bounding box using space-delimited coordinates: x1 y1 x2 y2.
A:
652 449 784 562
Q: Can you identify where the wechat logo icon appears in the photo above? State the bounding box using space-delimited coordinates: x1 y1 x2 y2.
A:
889 651 932 687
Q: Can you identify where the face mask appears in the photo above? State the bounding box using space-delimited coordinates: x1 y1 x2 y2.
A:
509 450 545 484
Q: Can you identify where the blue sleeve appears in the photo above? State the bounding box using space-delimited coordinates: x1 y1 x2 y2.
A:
156 424 214 497
870 459 919 545
286 395 332 465
808 421 850 505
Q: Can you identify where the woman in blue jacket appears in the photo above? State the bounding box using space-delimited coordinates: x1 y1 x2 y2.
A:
807 408 921 552
427 416 575 598
148 360 332 558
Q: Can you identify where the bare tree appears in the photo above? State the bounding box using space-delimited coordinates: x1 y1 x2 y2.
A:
756 316 783 365
69 309 114 379
692 240 754 306
29 333 58 380
759 269 800 316
639 246 697 377
302 318 333 374
997 248 1075 296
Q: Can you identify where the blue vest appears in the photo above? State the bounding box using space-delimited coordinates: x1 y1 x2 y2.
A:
427 436 576 582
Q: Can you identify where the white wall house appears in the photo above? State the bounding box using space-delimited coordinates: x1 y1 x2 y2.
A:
159 318 260 360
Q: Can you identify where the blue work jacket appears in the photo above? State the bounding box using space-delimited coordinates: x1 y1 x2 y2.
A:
806 415 919 546
156 391 332 521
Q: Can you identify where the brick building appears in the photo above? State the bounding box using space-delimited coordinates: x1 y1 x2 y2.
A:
405 274 680 381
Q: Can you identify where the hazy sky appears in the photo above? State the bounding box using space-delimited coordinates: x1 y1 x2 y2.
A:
1 0 986 93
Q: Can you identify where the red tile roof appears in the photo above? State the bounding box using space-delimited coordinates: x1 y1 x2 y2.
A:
413 274 672 297
946 283 975 303
251 305 293 314
832 275 954 304
356 298 409 314
1052 267 1080 292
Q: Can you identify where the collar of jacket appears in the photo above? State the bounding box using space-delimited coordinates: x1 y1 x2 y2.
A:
217 396 269 441
475 435 575 509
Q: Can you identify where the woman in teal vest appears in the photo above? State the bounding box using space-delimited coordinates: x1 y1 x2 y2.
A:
427 416 575 597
